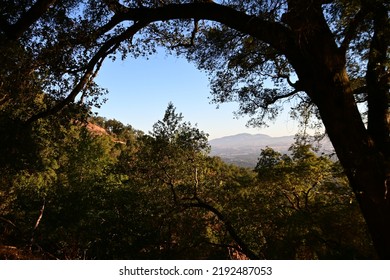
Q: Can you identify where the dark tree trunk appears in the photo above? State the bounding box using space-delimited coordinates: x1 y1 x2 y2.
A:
312 73 390 259
283 0 390 259
290 51 390 258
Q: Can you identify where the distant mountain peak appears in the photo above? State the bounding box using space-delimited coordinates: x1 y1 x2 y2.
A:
209 133 294 149
210 133 271 140
208 133 333 168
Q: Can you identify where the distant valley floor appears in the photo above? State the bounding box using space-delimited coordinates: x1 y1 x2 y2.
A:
208 133 334 168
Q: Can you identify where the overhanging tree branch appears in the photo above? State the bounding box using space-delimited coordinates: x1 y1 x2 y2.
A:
26 21 149 124
108 3 296 55
22 2 298 123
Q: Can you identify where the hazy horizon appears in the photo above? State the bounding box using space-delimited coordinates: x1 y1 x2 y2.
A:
94 51 303 140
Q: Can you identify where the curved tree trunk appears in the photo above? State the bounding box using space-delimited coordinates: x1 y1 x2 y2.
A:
312 73 390 259
295 48 390 260
281 0 390 259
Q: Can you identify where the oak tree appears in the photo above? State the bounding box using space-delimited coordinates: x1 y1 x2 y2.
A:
1 0 389 258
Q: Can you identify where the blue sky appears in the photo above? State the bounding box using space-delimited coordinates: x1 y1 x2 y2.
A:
94 52 300 140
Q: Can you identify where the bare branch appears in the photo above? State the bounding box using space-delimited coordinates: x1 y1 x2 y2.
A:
162 166 179 204
29 198 46 251
0 217 18 228
33 199 45 232
182 197 261 259
304 182 318 209
281 190 299 210
193 167 199 198
292 191 301 210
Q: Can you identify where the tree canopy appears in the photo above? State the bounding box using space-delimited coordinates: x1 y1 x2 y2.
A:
0 103 375 259
0 0 389 258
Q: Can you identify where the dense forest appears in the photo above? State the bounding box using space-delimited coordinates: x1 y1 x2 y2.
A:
0 0 388 259
0 102 376 259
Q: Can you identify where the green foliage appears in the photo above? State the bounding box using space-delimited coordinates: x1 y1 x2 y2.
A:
0 104 375 259
250 143 375 258
1 0 387 259
151 102 210 152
